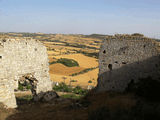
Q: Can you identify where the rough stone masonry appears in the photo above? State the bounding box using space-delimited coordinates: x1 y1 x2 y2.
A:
0 38 52 108
97 34 160 92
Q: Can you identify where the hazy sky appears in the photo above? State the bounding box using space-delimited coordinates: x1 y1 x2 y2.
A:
0 0 160 38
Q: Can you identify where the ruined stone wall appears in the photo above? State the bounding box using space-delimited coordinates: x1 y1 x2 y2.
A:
97 35 160 92
0 38 52 108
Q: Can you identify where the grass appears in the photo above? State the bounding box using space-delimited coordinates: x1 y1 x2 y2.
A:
16 95 33 102
61 94 81 99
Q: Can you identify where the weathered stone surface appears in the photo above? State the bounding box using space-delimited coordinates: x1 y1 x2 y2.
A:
0 38 53 108
33 91 59 102
97 35 160 92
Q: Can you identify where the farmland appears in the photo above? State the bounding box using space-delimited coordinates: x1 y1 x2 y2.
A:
0 33 104 88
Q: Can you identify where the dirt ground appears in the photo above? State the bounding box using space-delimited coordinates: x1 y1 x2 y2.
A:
2 91 160 120
1 91 138 120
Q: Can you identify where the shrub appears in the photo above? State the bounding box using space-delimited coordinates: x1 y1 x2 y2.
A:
88 107 110 120
57 58 79 67
73 86 88 95
53 82 88 95
53 82 72 92
75 50 99 58
18 82 32 91
18 83 24 91
88 80 92 83
70 67 98 76
64 43 99 50
26 84 32 90
131 33 144 37
70 80 77 82
135 77 160 101
49 61 57 65
88 104 160 120
126 77 160 101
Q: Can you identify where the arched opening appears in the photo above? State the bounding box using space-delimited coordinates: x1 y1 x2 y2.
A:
15 74 38 105
108 64 112 71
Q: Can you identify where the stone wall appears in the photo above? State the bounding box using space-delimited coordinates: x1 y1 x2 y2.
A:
97 35 160 92
0 38 52 108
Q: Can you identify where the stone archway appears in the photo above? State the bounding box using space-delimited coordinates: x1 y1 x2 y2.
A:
16 73 59 104
0 38 54 108
17 73 38 101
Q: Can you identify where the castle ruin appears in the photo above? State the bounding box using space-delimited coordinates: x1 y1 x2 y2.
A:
97 35 160 92
0 38 52 108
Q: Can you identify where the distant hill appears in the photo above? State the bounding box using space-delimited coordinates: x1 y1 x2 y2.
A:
83 34 108 39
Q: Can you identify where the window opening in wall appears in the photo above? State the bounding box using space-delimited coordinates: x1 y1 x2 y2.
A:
103 50 106 54
122 62 127 64
16 75 38 104
108 64 112 71
2 39 6 42
115 61 118 64
0 56 2 59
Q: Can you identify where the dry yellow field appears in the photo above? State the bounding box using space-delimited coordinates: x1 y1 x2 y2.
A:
49 63 85 76
49 53 99 88
47 51 58 56
1 33 102 88
43 34 101 88
49 68 98 87
53 54 98 68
